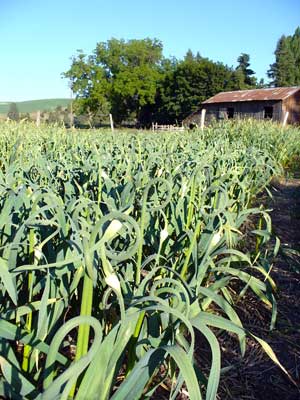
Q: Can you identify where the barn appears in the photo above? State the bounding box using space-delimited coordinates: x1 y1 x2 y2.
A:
183 86 300 127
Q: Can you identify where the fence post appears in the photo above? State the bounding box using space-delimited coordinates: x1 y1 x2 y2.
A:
70 101 74 128
109 113 114 132
36 110 41 127
200 108 206 131
282 111 289 127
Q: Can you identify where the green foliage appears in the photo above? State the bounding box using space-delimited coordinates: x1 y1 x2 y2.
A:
64 40 260 126
153 51 259 123
0 120 298 399
154 53 236 123
236 53 257 88
63 38 163 124
46 105 73 127
268 26 300 86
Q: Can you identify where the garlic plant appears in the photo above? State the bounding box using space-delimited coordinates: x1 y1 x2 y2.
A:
0 120 298 399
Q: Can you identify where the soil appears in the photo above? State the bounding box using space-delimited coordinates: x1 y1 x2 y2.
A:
217 177 300 400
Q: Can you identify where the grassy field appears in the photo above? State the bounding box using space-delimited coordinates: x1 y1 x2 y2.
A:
0 120 299 399
0 98 71 114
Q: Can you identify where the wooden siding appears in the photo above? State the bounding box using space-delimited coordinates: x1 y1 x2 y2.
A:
282 90 300 124
184 100 283 126
183 88 300 127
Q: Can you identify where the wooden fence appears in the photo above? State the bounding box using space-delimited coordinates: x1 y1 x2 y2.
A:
152 123 185 132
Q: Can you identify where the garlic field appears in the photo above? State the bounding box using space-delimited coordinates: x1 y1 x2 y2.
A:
0 120 299 399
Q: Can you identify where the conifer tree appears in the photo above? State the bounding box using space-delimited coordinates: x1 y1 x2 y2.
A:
236 53 256 87
268 27 300 86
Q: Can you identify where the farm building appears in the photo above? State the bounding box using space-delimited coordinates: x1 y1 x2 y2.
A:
183 86 300 126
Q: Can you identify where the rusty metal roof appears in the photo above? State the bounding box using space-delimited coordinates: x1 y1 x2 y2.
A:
202 87 300 104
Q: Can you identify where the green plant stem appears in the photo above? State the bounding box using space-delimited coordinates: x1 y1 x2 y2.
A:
22 228 35 372
69 271 94 398
186 175 196 230
22 300 32 371
136 190 148 286
255 214 263 254
180 220 202 281
76 272 94 359
126 311 145 376
97 160 102 206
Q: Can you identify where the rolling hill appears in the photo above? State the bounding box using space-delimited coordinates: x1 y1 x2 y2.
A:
0 98 71 115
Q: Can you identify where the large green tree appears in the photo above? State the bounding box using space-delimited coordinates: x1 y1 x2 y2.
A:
63 38 163 124
268 27 300 86
152 51 253 124
64 39 260 125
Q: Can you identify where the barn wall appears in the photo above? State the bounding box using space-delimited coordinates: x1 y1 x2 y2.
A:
184 100 283 126
204 101 282 123
282 91 300 124
183 111 203 126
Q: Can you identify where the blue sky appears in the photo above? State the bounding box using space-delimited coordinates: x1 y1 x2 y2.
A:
0 0 299 101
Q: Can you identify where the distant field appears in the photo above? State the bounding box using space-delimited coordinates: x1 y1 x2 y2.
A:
0 98 71 114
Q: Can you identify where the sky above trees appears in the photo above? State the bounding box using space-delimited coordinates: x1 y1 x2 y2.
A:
0 0 299 101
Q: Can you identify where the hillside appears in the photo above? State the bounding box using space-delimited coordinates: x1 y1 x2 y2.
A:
0 98 71 115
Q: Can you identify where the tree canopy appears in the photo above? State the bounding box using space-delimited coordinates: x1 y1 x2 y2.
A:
153 52 244 123
63 38 164 124
236 53 257 87
64 39 259 126
268 27 300 87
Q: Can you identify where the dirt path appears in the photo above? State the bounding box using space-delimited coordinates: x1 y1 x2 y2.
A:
220 178 300 399
258 178 300 399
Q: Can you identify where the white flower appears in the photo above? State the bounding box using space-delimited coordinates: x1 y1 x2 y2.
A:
105 273 121 292
102 219 123 242
211 231 222 248
34 247 43 262
160 228 168 243
157 168 163 177
101 170 109 179
181 181 188 198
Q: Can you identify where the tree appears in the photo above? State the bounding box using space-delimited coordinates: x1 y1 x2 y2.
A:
64 38 262 125
236 53 257 87
63 51 111 123
184 49 195 62
230 67 247 90
268 36 296 86
153 54 235 123
257 78 267 88
7 103 19 121
290 27 300 83
268 27 300 86
63 38 164 124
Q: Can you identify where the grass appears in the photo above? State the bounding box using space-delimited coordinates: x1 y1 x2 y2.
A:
0 120 299 399
0 98 71 114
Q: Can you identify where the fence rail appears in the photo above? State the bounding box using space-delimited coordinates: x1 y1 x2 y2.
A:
152 123 185 132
